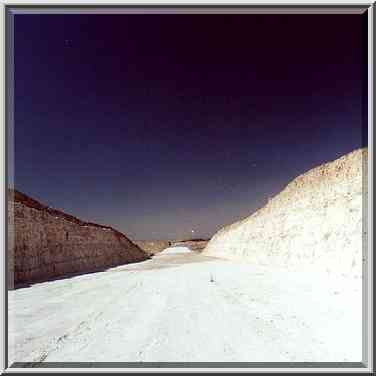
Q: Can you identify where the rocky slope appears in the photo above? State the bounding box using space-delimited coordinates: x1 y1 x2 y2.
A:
204 148 367 278
8 190 149 287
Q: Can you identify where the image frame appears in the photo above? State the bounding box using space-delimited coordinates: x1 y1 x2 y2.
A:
1 1 374 373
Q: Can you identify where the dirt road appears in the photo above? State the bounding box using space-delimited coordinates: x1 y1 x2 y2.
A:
8 246 362 364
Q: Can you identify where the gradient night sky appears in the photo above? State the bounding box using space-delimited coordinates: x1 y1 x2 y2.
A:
13 13 367 240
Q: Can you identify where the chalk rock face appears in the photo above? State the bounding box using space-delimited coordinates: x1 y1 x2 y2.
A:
204 149 367 277
8 190 149 286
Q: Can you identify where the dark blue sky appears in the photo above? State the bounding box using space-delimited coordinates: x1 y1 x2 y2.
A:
13 13 367 240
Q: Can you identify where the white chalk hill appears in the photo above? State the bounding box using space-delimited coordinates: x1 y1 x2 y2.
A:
204 148 366 278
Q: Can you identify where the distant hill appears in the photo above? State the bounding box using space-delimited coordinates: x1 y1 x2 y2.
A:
172 239 209 252
134 240 172 255
134 238 210 254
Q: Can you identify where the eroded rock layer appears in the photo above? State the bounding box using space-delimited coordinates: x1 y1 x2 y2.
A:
8 190 149 286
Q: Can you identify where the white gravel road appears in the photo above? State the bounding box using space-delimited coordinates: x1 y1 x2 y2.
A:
8 246 362 364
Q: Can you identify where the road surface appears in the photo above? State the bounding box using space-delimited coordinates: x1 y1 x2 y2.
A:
8 246 362 364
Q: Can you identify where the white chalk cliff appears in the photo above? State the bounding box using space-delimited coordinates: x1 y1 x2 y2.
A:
204 149 366 278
